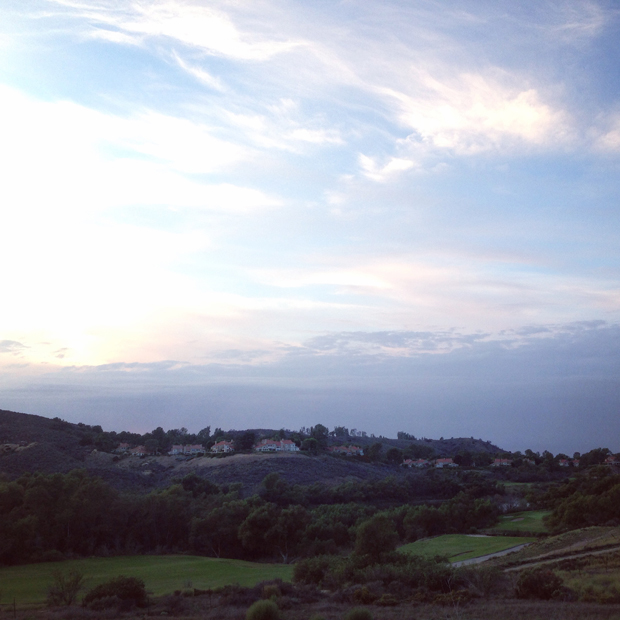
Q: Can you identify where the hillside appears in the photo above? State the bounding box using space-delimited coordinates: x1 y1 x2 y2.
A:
0 408 501 492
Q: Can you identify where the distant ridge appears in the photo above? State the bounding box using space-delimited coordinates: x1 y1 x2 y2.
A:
0 409 503 492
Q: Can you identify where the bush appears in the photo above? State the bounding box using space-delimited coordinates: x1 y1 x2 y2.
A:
515 568 564 600
293 555 342 586
459 565 507 598
262 584 281 600
246 599 279 620
343 608 373 620
82 576 147 610
46 570 86 606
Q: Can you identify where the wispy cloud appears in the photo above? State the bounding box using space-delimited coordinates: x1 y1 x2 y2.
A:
0 340 27 354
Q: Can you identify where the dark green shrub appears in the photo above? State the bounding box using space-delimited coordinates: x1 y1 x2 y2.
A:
515 568 564 600
82 576 147 610
293 555 341 586
246 599 279 620
343 608 373 620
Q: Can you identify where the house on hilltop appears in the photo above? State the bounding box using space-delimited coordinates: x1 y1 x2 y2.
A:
402 458 431 468
254 438 300 453
185 444 205 455
169 444 207 456
491 458 512 467
211 440 234 453
559 458 580 467
434 458 457 468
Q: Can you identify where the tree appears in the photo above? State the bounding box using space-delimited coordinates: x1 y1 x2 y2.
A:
453 451 473 467
353 514 399 561
145 438 159 454
386 447 403 465
301 438 319 455
196 426 211 444
366 442 383 462
310 424 329 448
331 426 349 439
235 432 256 452
239 504 279 557
579 447 611 469
268 505 310 562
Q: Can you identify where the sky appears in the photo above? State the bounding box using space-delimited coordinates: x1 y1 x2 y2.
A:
1 0 619 454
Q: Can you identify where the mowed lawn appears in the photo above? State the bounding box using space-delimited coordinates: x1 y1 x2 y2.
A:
490 510 551 533
0 555 293 607
399 534 535 563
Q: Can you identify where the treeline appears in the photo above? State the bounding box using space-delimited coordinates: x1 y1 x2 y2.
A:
0 469 500 566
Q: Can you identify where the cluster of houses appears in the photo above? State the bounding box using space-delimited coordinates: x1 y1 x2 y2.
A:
402 457 458 469
559 458 581 467
327 445 364 456
113 441 618 467
114 437 303 457
253 438 300 452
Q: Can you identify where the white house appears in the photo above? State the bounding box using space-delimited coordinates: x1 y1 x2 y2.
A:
211 440 234 453
254 438 300 452
491 458 512 467
435 458 457 468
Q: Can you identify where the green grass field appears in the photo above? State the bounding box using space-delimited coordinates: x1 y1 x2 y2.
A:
0 555 293 607
399 534 535 563
490 510 551 533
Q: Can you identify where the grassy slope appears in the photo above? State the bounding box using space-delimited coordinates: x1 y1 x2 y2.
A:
399 534 535 563
490 510 550 533
487 526 620 567
0 555 293 607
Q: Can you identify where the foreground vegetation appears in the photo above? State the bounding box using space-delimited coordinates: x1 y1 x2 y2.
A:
0 468 499 565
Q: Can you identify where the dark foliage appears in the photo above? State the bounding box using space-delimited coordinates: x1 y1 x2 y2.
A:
46 570 86 606
246 599 279 620
82 576 148 610
515 568 565 600
542 467 620 532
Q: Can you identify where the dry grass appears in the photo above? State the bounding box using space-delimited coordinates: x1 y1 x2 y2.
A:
20 599 620 620
486 526 620 568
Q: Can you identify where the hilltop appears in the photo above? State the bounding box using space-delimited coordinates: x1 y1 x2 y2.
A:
0 408 502 492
